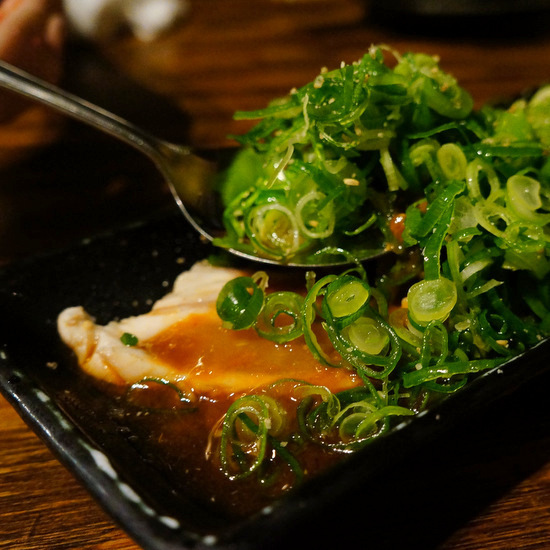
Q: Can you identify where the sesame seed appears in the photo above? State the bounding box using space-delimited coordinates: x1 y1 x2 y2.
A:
343 178 360 186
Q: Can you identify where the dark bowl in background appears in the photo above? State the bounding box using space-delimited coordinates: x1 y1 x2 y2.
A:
369 0 550 37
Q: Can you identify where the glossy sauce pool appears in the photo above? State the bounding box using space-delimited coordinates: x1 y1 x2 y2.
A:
143 308 360 399
93 307 361 519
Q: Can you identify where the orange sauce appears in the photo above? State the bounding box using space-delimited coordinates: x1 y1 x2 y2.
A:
143 307 361 400
96 307 362 518
110 307 361 518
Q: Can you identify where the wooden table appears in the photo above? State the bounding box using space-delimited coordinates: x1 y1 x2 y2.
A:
2 0 550 548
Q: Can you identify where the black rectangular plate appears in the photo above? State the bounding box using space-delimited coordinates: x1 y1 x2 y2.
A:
2 210 550 550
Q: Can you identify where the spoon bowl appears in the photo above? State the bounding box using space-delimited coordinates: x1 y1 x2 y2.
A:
0 60 385 267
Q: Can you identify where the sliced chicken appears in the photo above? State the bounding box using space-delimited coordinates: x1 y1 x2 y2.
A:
58 261 359 398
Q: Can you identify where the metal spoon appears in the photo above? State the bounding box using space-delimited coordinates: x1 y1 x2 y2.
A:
0 60 385 267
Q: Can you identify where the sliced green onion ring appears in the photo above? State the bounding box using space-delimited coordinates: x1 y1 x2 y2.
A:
345 316 390 355
407 277 458 327
246 203 301 260
322 275 370 328
255 291 304 343
295 190 336 239
216 275 265 330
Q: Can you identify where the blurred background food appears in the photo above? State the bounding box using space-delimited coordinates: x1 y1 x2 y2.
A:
63 0 190 42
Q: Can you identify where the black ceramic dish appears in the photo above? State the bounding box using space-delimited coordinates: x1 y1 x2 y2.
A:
1 210 550 550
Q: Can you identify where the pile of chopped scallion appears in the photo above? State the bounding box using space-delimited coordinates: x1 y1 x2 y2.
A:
213 45 550 485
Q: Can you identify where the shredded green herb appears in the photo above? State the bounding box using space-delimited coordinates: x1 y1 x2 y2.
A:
215 45 479 262
213 45 550 487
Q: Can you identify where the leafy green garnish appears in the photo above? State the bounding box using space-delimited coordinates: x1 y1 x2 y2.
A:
215 45 476 262
212 45 550 489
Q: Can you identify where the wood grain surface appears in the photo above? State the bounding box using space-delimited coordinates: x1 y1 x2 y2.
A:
3 0 550 548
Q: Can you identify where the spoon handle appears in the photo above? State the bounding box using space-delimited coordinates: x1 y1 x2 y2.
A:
0 58 223 241
0 59 172 163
